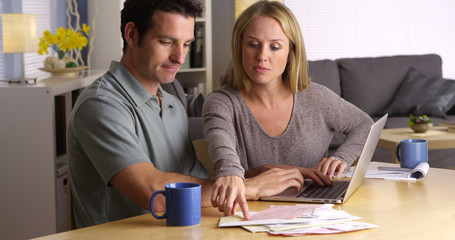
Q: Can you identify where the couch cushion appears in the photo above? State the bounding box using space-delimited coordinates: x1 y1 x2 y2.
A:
380 68 455 118
308 60 341 96
337 54 442 116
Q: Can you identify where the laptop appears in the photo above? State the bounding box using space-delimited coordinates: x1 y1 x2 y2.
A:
261 114 388 204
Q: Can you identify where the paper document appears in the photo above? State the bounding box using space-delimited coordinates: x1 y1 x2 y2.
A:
339 162 429 181
268 222 378 236
218 204 377 236
249 205 319 221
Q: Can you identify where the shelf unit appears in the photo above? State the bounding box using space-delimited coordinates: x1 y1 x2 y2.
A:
176 0 213 94
0 70 104 240
89 0 212 94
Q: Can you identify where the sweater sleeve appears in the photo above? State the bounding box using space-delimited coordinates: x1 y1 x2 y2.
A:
202 90 245 178
317 85 373 166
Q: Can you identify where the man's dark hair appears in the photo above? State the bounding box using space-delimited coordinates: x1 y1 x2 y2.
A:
120 0 203 53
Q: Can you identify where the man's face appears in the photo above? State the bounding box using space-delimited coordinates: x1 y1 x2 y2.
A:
131 11 195 84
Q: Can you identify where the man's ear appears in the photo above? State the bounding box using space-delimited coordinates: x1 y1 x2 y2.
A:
124 22 138 47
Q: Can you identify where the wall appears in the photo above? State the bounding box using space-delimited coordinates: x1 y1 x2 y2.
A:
211 0 234 89
286 0 455 79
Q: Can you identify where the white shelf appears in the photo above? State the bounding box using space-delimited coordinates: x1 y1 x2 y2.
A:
0 70 104 239
179 67 207 73
177 0 212 94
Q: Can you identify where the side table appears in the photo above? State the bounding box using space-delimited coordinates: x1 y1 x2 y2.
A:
377 126 455 163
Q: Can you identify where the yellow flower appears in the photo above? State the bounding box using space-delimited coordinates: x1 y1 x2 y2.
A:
82 24 90 35
42 30 56 44
75 36 88 50
37 25 91 58
56 27 67 36
38 39 49 55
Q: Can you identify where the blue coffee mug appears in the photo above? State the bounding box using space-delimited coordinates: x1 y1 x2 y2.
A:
150 182 201 226
395 139 428 169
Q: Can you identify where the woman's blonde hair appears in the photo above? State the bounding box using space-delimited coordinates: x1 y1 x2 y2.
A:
222 0 310 92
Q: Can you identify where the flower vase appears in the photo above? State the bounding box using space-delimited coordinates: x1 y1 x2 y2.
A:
41 54 88 77
54 51 67 69
54 59 66 69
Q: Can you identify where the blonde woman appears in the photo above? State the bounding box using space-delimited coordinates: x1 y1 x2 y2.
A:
203 1 373 219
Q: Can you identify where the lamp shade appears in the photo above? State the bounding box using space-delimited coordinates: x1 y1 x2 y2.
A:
2 13 38 53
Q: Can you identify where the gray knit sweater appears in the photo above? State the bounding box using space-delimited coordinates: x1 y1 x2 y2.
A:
202 83 373 178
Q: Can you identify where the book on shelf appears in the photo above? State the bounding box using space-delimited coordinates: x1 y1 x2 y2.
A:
185 82 205 96
190 22 204 68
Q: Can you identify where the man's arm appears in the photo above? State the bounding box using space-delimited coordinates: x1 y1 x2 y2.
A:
109 162 213 212
110 162 307 219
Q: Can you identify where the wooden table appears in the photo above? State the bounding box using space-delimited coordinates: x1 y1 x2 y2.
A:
33 162 455 240
378 126 455 162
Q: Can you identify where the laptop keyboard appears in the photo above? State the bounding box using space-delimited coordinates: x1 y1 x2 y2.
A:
298 181 349 200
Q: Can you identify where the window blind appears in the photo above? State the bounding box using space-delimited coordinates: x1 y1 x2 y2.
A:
284 0 455 79
23 0 53 78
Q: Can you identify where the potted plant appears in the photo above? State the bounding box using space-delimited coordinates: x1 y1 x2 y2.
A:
408 114 433 133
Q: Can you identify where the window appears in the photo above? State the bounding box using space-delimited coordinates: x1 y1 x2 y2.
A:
0 0 57 80
284 0 455 79
23 0 53 78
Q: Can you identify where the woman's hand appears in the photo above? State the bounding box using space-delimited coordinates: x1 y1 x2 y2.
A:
296 167 333 186
211 175 250 219
317 156 347 178
245 168 304 199
246 164 332 187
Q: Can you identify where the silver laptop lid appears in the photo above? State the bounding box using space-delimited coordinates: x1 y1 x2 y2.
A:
342 114 388 202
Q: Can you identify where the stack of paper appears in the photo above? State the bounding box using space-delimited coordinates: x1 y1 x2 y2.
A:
338 162 429 181
218 204 377 236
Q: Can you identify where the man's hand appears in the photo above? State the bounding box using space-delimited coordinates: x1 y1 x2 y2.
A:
245 168 304 199
211 175 250 219
317 156 347 178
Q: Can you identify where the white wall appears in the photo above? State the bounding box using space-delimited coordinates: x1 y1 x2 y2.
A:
88 0 124 70
285 0 455 79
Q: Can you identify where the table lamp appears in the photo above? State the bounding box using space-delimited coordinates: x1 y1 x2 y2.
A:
1 13 38 83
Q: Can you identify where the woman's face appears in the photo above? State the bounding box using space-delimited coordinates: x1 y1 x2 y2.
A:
241 15 290 88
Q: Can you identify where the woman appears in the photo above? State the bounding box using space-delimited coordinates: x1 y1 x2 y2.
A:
202 1 373 218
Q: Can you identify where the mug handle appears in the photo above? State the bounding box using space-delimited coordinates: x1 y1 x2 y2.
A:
395 143 401 163
150 190 167 219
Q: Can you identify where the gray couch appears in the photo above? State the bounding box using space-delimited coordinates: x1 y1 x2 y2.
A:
308 54 455 168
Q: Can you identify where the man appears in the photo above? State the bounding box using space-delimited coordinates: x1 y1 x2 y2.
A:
67 0 303 228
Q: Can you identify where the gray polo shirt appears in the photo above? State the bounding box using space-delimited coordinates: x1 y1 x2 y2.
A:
67 61 209 228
